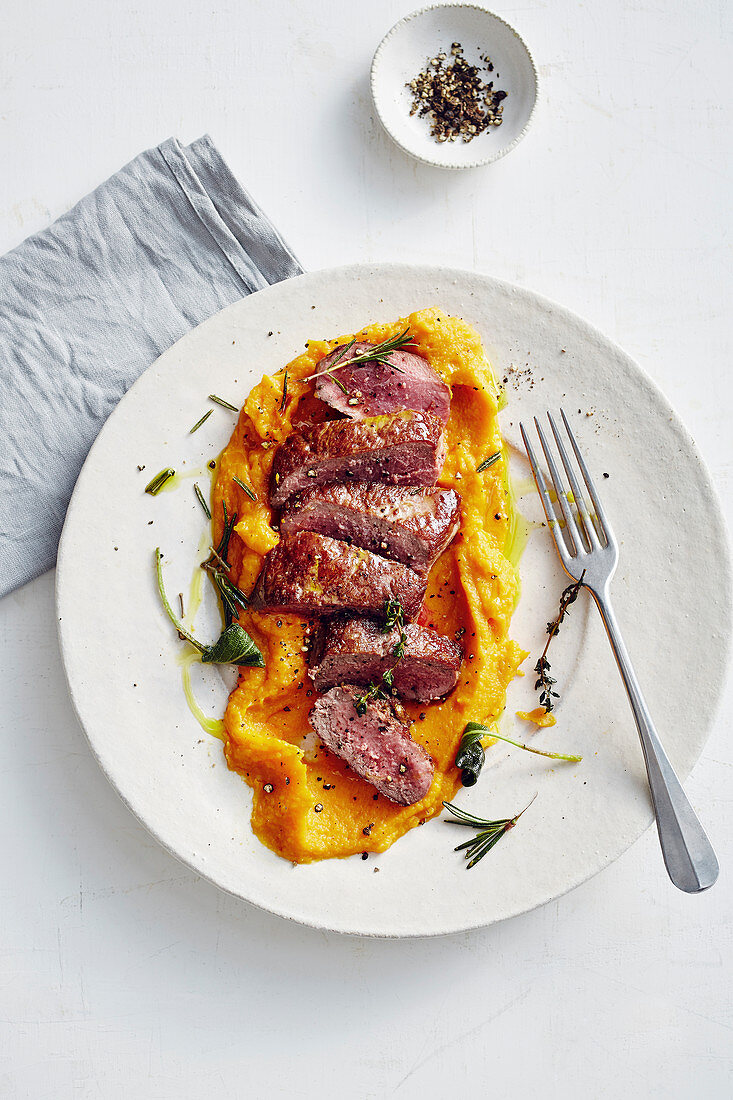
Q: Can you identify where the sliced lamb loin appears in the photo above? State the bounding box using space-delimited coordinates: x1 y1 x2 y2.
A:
310 684 434 805
270 410 445 507
309 616 463 702
249 531 426 620
315 341 451 423
279 483 461 571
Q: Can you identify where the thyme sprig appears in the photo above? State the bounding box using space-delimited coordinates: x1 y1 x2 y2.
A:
354 598 408 715
443 795 537 869
155 548 262 667
382 597 404 633
455 721 582 785
303 328 415 390
385 597 407 660
534 571 586 712
354 681 386 716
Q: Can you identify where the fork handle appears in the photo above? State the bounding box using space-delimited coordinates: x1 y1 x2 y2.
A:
591 587 719 893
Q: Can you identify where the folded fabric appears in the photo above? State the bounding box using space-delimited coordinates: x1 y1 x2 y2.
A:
0 135 304 598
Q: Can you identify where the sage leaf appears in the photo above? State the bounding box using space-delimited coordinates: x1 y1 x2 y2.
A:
201 623 265 667
455 720 581 785
156 548 264 669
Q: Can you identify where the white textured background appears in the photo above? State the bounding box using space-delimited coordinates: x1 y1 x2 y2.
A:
1 1 731 1097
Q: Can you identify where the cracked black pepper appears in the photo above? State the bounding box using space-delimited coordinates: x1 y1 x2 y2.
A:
406 43 507 144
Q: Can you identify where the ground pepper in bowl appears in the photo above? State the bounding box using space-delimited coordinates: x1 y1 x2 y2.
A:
406 43 508 144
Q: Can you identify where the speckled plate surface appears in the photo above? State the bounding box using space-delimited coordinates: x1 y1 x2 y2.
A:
56 264 731 936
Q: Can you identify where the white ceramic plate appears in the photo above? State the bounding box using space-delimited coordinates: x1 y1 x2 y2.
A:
57 264 731 937
371 5 538 169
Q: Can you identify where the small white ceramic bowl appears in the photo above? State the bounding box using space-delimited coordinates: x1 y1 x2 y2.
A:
371 4 538 169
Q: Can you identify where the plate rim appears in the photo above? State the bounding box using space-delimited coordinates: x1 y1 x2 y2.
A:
56 261 733 936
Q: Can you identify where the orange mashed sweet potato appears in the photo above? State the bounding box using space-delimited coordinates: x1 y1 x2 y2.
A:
213 308 525 863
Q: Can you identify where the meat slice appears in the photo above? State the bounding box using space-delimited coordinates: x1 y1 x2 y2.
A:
249 531 426 620
270 410 445 507
279 484 461 570
315 341 451 423
310 685 434 805
309 617 463 702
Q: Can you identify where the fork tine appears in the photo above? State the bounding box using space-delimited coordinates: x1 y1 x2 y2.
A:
534 417 584 557
519 422 568 557
547 412 599 550
559 409 615 545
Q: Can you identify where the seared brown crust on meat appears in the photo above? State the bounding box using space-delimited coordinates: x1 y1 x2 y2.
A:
279 484 461 570
315 342 451 423
310 684 435 805
309 616 463 701
270 410 446 507
249 531 426 620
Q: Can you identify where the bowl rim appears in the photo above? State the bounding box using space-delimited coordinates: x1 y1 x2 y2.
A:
370 2 539 170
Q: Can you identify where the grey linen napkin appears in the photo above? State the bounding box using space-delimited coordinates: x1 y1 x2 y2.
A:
0 135 304 598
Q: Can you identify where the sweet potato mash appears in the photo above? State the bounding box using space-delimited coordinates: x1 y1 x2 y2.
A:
214 308 524 862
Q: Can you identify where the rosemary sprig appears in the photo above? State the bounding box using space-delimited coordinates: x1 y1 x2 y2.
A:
443 795 537 869
199 503 251 627
323 339 354 379
311 341 350 393
233 475 257 501
194 482 211 519
476 450 501 473
280 369 288 412
343 328 413 370
200 506 235 576
189 409 213 434
208 394 239 411
302 328 415 390
534 571 586 712
154 548 263 667
216 502 237 563
213 571 249 624
145 468 175 495
206 544 230 573
324 369 349 393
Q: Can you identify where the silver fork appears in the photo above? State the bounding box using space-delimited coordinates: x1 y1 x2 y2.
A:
521 410 719 893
